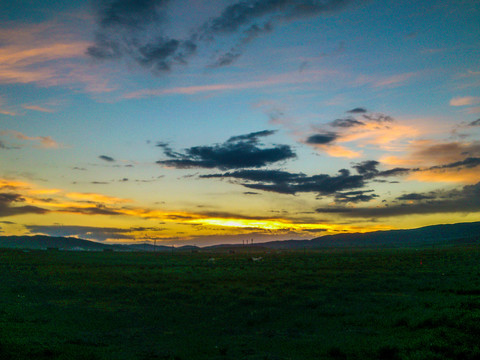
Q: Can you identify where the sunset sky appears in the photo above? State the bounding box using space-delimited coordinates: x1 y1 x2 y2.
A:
1 0 479 246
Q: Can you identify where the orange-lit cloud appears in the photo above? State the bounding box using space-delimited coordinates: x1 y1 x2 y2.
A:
450 96 480 106
22 105 55 113
65 192 132 204
319 145 362 158
0 178 30 190
0 96 16 116
123 69 341 99
409 167 480 183
0 130 60 148
305 113 421 159
0 20 116 93
371 72 417 88
381 140 480 167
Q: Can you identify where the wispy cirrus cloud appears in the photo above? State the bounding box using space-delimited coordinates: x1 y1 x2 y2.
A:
123 69 341 98
22 105 55 113
450 96 480 106
0 19 116 93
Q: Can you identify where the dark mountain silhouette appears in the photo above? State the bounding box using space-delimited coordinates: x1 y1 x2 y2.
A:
0 235 177 252
207 221 480 250
0 221 479 251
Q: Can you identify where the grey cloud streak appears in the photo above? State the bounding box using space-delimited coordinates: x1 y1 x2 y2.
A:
316 182 480 218
87 0 359 71
0 193 48 217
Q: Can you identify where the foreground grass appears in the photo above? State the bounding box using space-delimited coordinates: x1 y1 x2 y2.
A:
0 245 479 359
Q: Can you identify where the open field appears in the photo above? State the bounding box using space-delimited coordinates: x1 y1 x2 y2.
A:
1 245 479 359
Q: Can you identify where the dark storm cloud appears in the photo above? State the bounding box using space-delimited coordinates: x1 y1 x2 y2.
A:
316 182 480 218
352 160 380 176
87 0 196 72
202 169 365 195
330 118 365 128
211 51 242 68
305 132 338 145
59 206 122 216
396 193 435 201
204 0 352 34
99 155 115 162
157 131 295 170
376 167 412 177
156 142 182 158
335 190 378 203
468 119 480 126
353 160 413 178
227 130 276 143
25 225 165 242
97 0 168 28
208 21 273 67
88 0 357 71
362 113 394 123
428 157 480 170
0 192 48 217
201 169 303 183
346 107 367 114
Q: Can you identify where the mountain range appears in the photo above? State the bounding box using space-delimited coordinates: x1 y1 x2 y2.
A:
1 221 479 252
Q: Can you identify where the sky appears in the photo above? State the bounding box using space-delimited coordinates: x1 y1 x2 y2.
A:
1 0 479 246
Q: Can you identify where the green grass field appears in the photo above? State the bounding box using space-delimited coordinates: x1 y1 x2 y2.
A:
0 246 479 359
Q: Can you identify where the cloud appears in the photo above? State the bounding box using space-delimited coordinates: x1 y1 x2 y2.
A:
305 132 338 145
227 130 276 143
467 107 480 114
304 110 419 159
0 130 60 148
316 182 480 218
346 107 367 114
22 105 55 113
99 155 115 162
0 19 117 93
330 118 365 128
334 190 378 203
88 0 357 71
371 72 417 88
0 192 49 217
65 192 131 204
382 140 480 166
396 193 435 201
57 206 124 216
201 168 365 196
450 96 480 106
157 131 295 170
123 68 340 98
352 160 379 176
0 140 19 150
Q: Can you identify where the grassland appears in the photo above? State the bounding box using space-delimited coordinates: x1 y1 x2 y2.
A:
0 245 479 359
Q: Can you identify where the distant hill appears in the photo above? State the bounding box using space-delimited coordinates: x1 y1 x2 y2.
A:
1 221 479 251
0 235 110 251
255 221 480 250
0 235 194 252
